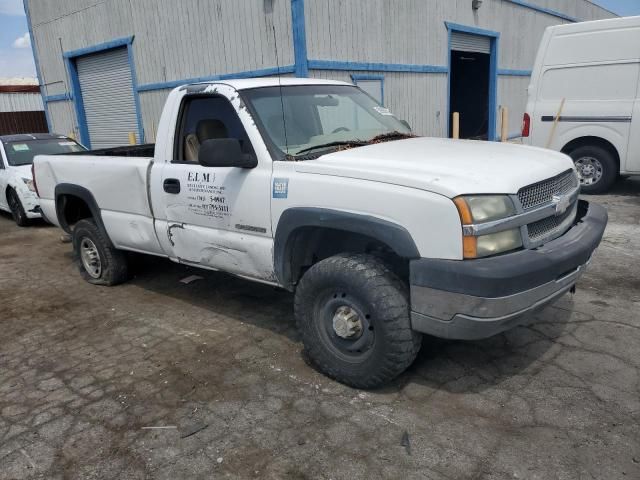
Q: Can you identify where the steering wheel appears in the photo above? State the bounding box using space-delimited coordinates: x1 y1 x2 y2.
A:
331 127 350 134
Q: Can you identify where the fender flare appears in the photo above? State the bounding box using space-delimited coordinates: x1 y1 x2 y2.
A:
54 183 111 244
273 207 420 288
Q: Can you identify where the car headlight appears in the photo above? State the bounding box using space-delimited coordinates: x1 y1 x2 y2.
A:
453 195 521 258
476 229 522 257
22 177 36 192
458 195 516 222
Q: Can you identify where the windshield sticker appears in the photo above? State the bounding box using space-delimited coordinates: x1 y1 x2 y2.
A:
58 141 76 146
373 106 393 116
185 171 230 219
273 178 289 199
12 144 29 151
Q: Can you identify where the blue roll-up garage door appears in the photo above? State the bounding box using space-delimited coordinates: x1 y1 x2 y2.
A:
76 47 138 149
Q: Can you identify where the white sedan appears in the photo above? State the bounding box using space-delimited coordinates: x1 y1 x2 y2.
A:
0 133 85 226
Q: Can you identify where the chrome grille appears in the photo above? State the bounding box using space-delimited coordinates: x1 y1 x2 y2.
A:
526 204 577 242
517 169 578 210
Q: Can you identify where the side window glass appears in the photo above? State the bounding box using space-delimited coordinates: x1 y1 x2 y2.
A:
175 96 254 163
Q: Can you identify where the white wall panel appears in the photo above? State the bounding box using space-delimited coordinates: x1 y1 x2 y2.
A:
47 100 77 137
0 93 44 113
498 76 530 137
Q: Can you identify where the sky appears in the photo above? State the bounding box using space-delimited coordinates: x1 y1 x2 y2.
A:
0 0 639 79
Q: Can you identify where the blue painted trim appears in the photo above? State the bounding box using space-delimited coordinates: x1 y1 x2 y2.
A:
291 0 308 77
136 65 296 92
504 0 578 23
44 93 73 102
308 60 448 74
446 27 452 137
488 35 498 141
126 43 145 143
23 0 51 131
497 69 532 76
65 56 90 148
351 74 385 105
445 22 500 141
63 36 134 59
444 22 500 39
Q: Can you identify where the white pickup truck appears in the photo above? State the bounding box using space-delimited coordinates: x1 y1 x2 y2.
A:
34 78 607 388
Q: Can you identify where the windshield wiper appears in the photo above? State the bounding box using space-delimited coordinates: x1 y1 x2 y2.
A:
292 131 416 159
368 131 416 142
295 140 368 156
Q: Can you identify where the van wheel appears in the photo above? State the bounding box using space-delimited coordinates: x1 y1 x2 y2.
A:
7 189 29 227
294 253 422 389
569 145 617 194
72 219 129 286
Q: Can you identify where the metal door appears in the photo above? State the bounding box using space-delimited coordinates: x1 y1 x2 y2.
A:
76 47 138 149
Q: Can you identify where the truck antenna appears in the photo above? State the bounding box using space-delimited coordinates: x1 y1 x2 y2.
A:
272 24 289 155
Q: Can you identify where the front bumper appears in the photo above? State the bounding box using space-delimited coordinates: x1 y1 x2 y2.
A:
410 200 607 340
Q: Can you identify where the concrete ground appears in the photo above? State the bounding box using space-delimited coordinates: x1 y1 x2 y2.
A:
1 179 639 480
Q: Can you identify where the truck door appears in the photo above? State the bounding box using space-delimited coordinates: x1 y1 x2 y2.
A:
156 88 276 282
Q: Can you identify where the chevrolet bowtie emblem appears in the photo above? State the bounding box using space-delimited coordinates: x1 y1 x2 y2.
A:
552 194 571 216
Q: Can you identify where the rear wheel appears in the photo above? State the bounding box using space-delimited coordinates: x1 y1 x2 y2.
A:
294 253 421 389
7 189 29 227
73 219 129 286
569 145 617 194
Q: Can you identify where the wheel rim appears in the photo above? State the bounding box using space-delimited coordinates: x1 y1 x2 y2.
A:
574 156 603 186
80 238 102 279
314 290 375 362
8 192 22 222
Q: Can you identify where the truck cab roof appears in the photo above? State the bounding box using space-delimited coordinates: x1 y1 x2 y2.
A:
182 77 351 92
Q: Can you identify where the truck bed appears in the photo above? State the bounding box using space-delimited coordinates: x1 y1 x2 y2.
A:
34 153 155 243
62 143 155 158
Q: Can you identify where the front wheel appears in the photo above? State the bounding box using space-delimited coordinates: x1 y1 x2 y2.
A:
72 219 129 286
294 253 421 389
569 145 617 194
7 189 29 227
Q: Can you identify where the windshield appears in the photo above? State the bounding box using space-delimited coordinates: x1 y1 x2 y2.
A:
241 85 411 158
3 138 86 166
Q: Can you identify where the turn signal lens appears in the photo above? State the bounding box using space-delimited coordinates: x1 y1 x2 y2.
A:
453 197 473 224
462 236 477 259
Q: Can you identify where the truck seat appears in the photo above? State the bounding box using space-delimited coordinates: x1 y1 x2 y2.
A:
185 119 229 162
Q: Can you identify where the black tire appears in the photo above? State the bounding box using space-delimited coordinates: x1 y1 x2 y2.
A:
7 189 30 227
72 219 129 286
294 253 421 389
568 145 617 194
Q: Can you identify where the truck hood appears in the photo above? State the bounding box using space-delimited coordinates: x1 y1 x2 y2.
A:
293 137 574 197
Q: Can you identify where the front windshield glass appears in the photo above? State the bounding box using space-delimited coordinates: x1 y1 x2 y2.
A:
242 85 411 158
4 138 85 166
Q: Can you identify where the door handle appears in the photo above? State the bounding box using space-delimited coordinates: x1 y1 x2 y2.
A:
163 178 180 194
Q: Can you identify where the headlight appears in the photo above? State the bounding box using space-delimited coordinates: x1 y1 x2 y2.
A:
22 177 36 192
458 195 516 222
476 229 522 257
453 195 521 259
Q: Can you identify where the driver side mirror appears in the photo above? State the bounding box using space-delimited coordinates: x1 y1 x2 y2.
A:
198 138 257 169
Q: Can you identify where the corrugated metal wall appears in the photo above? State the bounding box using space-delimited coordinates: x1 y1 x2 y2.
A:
28 0 614 141
0 93 44 113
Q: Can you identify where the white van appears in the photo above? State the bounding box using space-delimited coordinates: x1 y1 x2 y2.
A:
522 16 640 193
